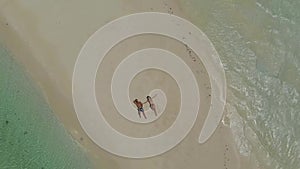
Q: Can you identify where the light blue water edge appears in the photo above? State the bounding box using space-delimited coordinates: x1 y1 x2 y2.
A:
0 45 93 168
179 0 300 169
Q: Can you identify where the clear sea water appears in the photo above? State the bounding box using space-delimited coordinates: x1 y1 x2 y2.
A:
0 46 92 168
179 0 300 168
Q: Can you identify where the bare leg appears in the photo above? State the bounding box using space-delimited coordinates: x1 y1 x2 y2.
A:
142 111 147 119
151 105 157 116
153 108 157 116
138 111 141 118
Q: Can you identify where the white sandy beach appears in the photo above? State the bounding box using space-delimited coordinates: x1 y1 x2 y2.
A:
0 0 254 168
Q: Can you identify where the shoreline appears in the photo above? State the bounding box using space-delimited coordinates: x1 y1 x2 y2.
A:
0 0 250 168
0 44 93 168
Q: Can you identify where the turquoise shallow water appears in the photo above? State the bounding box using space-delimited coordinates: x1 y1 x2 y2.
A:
180 0 300 168
0 46 92 168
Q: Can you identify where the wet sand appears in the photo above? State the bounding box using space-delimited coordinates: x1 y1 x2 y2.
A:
0 0 250 168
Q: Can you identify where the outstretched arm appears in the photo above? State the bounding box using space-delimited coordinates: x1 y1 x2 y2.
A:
152 94 158 99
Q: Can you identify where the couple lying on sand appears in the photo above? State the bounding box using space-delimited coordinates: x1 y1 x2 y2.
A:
133 96 157 119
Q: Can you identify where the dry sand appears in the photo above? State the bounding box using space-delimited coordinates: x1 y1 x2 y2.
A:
0 0 251 168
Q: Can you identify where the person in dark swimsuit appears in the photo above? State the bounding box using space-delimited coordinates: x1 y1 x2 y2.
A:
133 99 147 119
144 96 157 116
